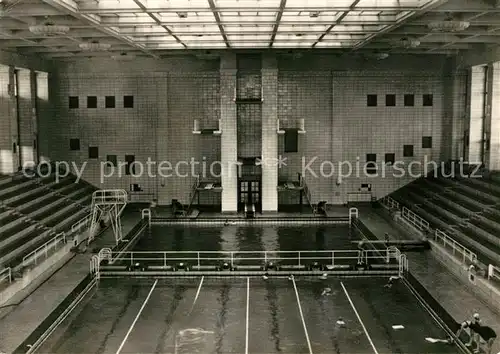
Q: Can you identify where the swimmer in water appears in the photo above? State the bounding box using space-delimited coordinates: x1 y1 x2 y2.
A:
384 275 400 288
321 287 332 296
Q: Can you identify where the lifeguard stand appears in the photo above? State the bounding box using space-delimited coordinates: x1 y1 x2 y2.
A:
87 189 128 245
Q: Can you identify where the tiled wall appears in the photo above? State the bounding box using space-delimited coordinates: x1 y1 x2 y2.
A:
41 54 466 205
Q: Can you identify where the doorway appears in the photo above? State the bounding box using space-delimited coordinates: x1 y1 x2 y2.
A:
238 180 261 212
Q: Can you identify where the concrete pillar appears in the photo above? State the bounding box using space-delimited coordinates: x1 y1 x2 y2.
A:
466 65 486 164
261 54 278 212
442 58 467 161
220 54 238 212
488 62 500 170
35 71 49 162
0 65 16 174
17 69 35 167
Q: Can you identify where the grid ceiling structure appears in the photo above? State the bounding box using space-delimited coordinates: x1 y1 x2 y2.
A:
0 0 500 58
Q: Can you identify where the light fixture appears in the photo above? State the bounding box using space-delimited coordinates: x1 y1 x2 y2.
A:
177 12 188 18
29 22 70 36
111 52 136 60
309 11 320 17
427 20 470 32
79 40 111 51
398 37 420 48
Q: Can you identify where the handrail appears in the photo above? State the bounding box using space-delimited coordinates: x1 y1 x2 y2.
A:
0 267 11 285
71 213 91 234
488 264 500 282
101 249 400 269
401 206 429 231
91 189 128 204
186 175 201 214
435 229 477 264
22 232 66 268
382 196 400 210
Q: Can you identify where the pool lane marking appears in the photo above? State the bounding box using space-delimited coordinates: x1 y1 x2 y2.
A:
245 277 250 354
116 279 158 354
188 276 204 315
340 281 379 354
291 276 313 354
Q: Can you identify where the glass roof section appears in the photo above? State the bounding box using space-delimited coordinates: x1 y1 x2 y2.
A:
73 0 436 49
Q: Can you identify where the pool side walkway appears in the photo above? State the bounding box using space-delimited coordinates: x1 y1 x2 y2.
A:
361 210 500 354
0 211 140 354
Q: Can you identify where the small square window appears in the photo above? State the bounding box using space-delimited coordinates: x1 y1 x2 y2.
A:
403 145 414 157
69 138 80 151
404 94 414 107
422 136 432 148
105 96 115 108
107 154 117 166
366 153 377 175
125 154 135 175
385 153 395 165
88 146 99 159
423 94 433 106
69 96 79 109
367 94 377 107
87 96 97 108
385 94 396 106
124 95 134 108
366 153 376 162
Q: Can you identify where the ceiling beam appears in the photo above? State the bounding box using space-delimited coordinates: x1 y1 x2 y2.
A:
40 0 159 58
132 0 186 48
269 0 286 47
313 0 361 47
207 0 230 48
352 0 449 51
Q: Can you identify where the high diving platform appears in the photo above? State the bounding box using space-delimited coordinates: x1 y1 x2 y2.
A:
88 189 128 245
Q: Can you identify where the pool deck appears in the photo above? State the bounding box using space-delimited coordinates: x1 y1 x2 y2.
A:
0 206 498 353
361 210 500 354
0 211 140 354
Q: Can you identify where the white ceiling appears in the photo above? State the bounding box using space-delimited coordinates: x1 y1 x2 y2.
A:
0 0 500 59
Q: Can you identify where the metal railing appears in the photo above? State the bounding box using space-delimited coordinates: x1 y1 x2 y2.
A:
434 229 477 264
101 249 400 269
382 196 400 210
0 267 11 285
91 189 128 205
488 264 500 286
22 232 66 268
71 213 91 235
401 206 429 231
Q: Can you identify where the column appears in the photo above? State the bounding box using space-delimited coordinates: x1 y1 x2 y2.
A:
17 68 35 167
442 58 467 161
35 71 49 162
220 53 238 212
466 65 486 164
488 62 500 170
261 54 278 212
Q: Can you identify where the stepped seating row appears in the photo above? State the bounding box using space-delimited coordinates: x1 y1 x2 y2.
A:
390 174 500 265
0 173 96 271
